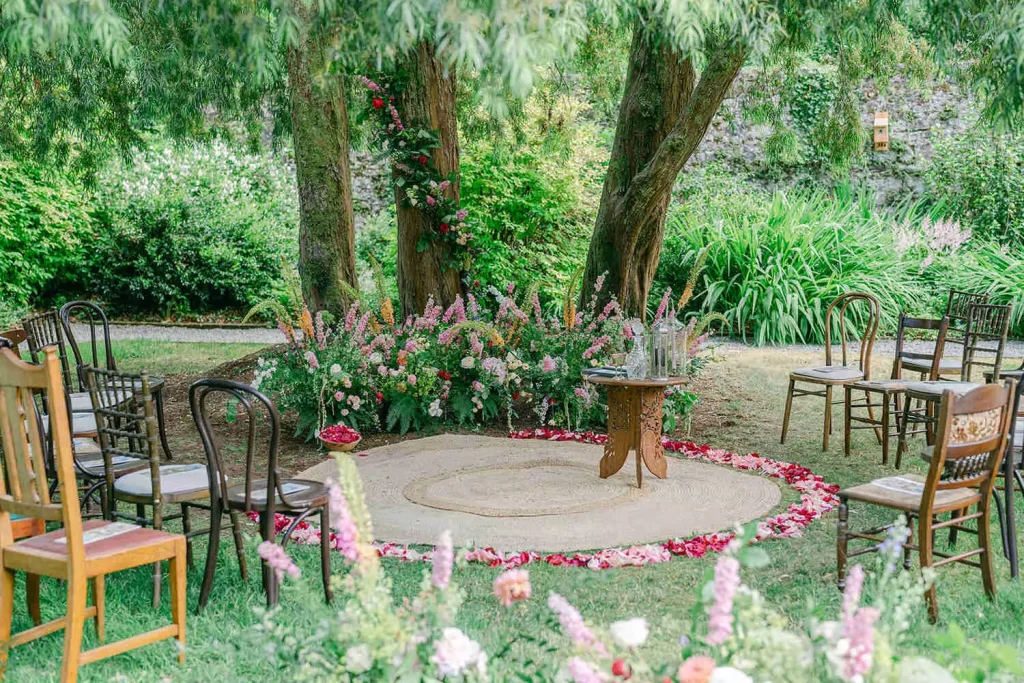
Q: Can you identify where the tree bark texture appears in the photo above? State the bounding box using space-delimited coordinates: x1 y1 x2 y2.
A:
580 27 748 318
287 10 358 318
394 42 464 318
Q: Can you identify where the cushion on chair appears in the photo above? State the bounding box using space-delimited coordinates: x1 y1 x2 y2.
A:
113 463 209 497
902 381 982 397
41 411 97 436
840 473 980 513
853 379 907 392
792 366 864 382
69 392 92 412
73 438 101 456
901 357 962 374
225 478 328 509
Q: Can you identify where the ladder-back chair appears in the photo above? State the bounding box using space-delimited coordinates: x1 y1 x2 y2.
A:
190 378 330 609
838 382 1014 623
782 292 881 451
0 346 186 682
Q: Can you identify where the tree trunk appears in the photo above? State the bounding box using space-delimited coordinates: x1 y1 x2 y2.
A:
287 10 358 318
394 42 464 318
581 27 748 318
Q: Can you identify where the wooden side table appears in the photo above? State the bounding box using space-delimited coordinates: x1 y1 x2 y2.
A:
584 374 689 487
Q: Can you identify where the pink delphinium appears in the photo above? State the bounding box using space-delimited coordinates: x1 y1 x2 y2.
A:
431 627 484 678
467 293 480 319
582 335 610 360
548 593 605 654
388 104 403 131
327 482 360 562
597 300 620 323
567 657 602 683
303 350 320 370
442 295 467 323
542 355 557 373
432 530 454 590
493 569 531 606
314 311 328 350
706 555 740 645
344 301 360 331
532 291 544 328
841 564 865 621
841 606 880 680
455 208 468 221
470 332 484 356
258 541 301 580
405 338 419 353
357 75 382 92
654 288 672 322
355 311 372 340
593 272 606 293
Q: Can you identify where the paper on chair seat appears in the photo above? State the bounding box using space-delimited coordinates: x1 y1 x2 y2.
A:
248 482 310 501
57 522 139 545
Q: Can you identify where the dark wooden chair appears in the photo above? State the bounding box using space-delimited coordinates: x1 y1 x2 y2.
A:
0 330 27 357
0 345 186 681
59 301 174 460
838 381 1014 623
782 292 881 451
900 289 989 379
845 314 949 464
190 378 331 609
84 366 213 608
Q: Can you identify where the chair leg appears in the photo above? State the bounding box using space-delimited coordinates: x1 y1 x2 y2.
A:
822 385 833 451
979 501 997 601
904 515 915 571
881 394 891 466
320 506 333 604
781 379 795 444
198 504 223 611
59 576 88 683
0 565 15 672
90 576 105 642
837 499 849 591
896 396 912 470
181 504 193 571
26 574 41 626
843 386 852 458
919 514 939 624
228 511 248 582
169 540 187 664
148 505 161 610
864 391 882 444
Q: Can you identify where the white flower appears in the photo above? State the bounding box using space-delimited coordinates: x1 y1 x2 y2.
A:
431 627 484 677
345 644 372 674
710 667 754 683
428 399 443 418
330 363 342 376
460 356 475 369
609 618 649 648
369 352 383 365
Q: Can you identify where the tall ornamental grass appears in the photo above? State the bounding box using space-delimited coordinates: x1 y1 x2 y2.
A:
660 182 927 345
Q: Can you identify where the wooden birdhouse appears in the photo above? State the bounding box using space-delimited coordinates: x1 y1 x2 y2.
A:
873 111 889 151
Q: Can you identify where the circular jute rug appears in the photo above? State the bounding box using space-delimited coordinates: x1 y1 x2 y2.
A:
297 434 782 553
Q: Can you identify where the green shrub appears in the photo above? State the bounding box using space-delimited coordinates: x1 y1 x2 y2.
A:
925 133 1024 242
659 172 928 345
0 157 92 307
82 142 298 316
945 242 1024 335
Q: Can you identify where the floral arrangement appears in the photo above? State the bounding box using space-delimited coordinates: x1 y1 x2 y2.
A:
258 455 1013 682
358 73 473 270
257 429 838 571
255 276 716 441
319 424 362 445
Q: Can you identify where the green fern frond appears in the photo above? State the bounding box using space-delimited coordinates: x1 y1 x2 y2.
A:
243 299 291 326
444 320 505 345
691 312 730 339
340 280 363 305
563 265 584 311
367 253 388 303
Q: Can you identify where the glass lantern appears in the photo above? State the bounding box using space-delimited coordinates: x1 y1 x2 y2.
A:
669 310 688 377
649 318 672 380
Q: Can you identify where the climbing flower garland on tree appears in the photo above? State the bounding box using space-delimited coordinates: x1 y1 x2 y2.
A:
358 74 473 270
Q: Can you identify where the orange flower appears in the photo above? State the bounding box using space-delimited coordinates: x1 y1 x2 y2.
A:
397 350 408 366
677 656 716 683
299 307 315 342
381 298 395 326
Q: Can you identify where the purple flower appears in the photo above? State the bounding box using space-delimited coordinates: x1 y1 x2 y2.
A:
567 657 601 683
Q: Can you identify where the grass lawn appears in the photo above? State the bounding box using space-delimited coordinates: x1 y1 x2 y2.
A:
7 342 1024 681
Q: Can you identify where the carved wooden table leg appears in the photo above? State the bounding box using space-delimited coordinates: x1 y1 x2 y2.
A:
600 386 632 479
638 387 667 483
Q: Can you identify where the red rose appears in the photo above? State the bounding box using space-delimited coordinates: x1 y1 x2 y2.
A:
439 223 450 234
371 97 384 110
418 155 428 165
375 392 384 403
611 659 631 678
472 279 480 288
512 392 520 401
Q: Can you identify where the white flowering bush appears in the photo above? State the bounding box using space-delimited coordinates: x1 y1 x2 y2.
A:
86 141 298 314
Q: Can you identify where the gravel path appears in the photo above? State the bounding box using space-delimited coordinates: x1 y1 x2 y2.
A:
69 323 285 345
715 338 1024 358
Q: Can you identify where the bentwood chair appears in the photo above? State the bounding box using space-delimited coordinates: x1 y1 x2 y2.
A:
0 346 186 682
782 292 881 451
85 367 213 608
59 302 175 460
837 382 1014 623
845 314 949 465
190 378 331 609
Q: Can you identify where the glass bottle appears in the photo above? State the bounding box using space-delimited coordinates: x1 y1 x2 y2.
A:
650 318 672 380
625 321 648 380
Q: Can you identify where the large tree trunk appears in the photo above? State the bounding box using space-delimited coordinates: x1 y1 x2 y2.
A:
581 27 748 318
394 42 464 317
287 9 358 318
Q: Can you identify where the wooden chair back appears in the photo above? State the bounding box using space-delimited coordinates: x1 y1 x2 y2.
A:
84 367 159 500
21 310 76 393
892 314 949 381
961 303 1012 382
824 292 881 379
60 302 117 391
0 330 27 356
925 383 1014 509
0 347 85 561
189 379 292 518
946 289 991 327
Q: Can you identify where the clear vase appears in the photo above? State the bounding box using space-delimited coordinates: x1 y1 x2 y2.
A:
626 331 648 380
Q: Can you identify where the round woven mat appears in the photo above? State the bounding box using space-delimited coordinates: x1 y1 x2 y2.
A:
297 434 781 553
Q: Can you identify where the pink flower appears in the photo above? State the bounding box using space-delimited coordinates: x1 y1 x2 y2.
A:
842 606 880 680
257 541 300 580
678 655 716 683
357 75 382 92
654 287 672 322
548 593 605 654
594 272 606 293
426 195 436 206
334 391 344 402
542 355 557 373
567 657 601 683
327 481 360 562
842 564 865 621
432 530 453 590
472 380 485 393
470 332 484 356
442 295 467 324
344 301 359 331
388 103 403 131
405 338 419 353
582 335 610 360
531 291 544 327
493 569 531 606
455 208 468 221
407 374 418 386
706 555 740 645
303 351 320 370
438 180 451 192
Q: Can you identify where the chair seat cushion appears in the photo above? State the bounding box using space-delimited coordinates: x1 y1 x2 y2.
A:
69 391 93 412
75 453 148 478
840 474 980 513
903 381 982 398
4 520 180 569
901 357 962 374
41 411 97 436
853 379 907 392
225 478 328 510
792 366 864 382
114 463 210 497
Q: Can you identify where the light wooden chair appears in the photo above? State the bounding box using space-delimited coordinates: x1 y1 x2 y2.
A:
837 382 1014 623
0 346 186 682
